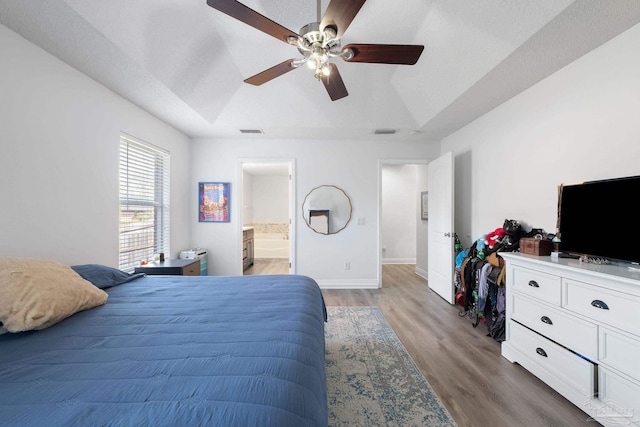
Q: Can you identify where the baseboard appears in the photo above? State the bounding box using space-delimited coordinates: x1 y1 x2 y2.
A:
317 279 380 290
382 258 416 265
415 267 428 280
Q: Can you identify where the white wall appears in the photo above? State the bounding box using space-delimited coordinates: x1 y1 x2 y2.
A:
443 22 640 248
381 164 418 264
190 139 439 288
0 24 191 266
251 175 289 223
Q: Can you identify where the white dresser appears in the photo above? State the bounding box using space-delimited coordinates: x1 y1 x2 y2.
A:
500 253 640 427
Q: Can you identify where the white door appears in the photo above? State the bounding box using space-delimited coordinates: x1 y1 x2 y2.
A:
427 152 455 304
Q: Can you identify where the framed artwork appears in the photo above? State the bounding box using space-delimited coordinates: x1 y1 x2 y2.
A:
199 182 230 222
421 191 428 221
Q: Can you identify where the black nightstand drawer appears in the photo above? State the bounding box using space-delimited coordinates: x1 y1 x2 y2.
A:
135 259 200 276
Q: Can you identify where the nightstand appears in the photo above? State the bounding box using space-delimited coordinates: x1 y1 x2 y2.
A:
134 259 200 276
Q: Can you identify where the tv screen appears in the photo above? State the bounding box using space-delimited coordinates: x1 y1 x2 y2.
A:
558 175 640 265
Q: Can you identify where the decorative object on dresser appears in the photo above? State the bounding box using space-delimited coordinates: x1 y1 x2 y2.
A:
500 253 640 427
134 258 200 276
179 248 208 276
519 237 553 256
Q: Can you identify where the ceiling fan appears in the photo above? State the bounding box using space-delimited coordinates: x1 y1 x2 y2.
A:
206 0 424 101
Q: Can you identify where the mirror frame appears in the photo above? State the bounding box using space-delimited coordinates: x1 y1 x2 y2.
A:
301 185 352 235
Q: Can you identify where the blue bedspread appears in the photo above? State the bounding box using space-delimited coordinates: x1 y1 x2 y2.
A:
0 274 328 426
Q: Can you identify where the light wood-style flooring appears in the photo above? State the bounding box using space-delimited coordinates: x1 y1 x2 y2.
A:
243 258 290 275
245 262 598 426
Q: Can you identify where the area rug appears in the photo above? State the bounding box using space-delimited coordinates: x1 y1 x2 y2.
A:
325 306 457 427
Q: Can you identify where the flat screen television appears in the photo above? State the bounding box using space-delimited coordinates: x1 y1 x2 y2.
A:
558 175 640 265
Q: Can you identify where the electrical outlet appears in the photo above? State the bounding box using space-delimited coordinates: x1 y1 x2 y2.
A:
344 262 350 270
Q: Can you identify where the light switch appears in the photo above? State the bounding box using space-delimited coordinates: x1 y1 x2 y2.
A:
357 217 365 225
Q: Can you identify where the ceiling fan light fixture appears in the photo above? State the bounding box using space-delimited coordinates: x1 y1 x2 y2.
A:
206 0 424 102
339 48 354 61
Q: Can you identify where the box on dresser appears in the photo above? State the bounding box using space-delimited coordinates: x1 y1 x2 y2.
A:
519 237 554 256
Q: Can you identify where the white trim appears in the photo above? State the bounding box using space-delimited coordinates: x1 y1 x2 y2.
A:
415 267 428 280
316 279 379 290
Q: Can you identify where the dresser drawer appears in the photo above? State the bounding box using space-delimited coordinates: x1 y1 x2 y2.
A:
598 367 640 426
511 294 597 360
599 327 640 380
182 261 200 276
510 321 595 397
563 279 640 337
512 266 561 306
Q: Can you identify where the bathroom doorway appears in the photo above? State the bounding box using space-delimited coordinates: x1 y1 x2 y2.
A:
240 160 294 276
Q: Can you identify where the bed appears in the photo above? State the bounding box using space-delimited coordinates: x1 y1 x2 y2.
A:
0 260 328 426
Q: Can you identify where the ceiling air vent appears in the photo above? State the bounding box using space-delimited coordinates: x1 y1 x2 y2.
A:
239 129 264 134
374 129 397 135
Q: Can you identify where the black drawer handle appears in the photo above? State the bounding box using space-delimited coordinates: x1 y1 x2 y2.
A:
536 347 548 357
540 316 553 325
528 280 539 288
591 300 609 310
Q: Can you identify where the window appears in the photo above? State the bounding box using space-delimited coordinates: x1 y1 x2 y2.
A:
119 134 170 272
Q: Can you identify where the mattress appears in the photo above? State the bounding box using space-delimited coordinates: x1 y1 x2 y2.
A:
0 274 328 426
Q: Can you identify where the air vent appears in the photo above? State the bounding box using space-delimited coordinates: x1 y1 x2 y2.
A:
239 129 264 134
374 129 397 135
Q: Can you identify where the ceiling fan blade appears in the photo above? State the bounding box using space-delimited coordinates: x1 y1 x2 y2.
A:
206 0 299 44
320 0 367 38
320 64 348 101
343 44 425 65
244 59 298 86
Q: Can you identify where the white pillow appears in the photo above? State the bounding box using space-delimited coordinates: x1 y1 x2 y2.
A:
0 258 108 332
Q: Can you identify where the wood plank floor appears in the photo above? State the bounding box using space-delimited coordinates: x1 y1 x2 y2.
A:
243 258 289 275
321 264 598 427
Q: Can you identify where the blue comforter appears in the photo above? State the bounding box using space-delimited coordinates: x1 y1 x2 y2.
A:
0 274 328 426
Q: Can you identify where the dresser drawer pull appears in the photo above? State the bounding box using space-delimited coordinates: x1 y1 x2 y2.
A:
528 280 539 288
540 316 553 325
536 347 548 357
590 299 609 310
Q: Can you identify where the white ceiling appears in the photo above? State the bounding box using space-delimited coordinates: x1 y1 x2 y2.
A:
2 0 640 141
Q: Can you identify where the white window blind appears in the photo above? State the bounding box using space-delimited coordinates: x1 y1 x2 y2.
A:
119 134 170 272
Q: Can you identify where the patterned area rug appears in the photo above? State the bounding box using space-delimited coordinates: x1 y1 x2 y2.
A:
325 306 457 427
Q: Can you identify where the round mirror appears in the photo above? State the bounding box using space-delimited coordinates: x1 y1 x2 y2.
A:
302 185 352 235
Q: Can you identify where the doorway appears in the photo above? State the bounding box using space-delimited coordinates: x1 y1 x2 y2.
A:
379 160 429 287
240 160 294 276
